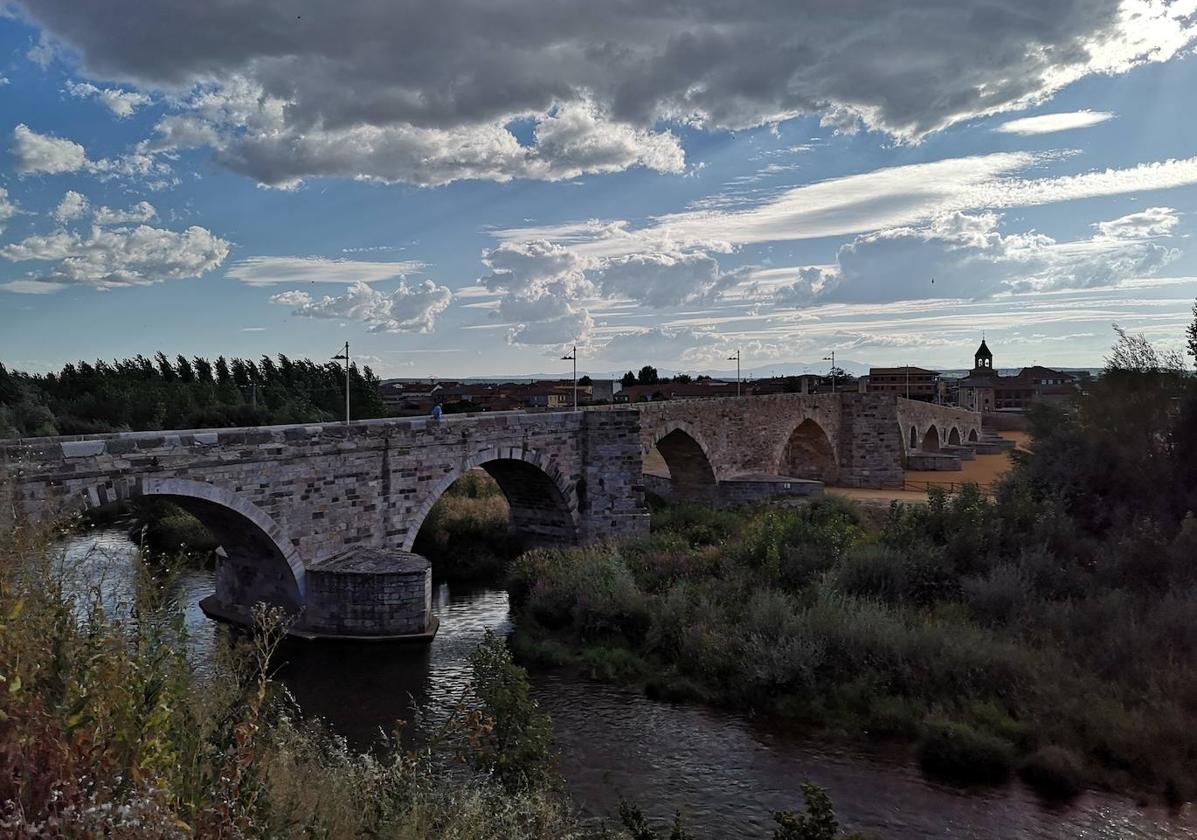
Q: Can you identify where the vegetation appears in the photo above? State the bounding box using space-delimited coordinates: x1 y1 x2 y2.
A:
0 519 583 838
618 783 865 840
509 325 1197 802
0 352 387 437
0 514 863 838
413 470 522 582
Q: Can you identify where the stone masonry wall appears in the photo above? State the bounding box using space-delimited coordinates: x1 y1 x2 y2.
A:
895 398 983 454
0 410 650 617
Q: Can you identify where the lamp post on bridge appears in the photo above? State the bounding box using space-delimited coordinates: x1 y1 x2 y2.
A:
823 350 836 394
561 344 577 411
727 348 741 397
332 341 351 425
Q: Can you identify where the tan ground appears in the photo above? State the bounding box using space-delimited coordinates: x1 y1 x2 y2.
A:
643 431 1027 504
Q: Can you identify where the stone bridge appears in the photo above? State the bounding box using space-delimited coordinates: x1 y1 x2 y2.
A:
0 410 645 638
627 393 981 504
0 393 978 638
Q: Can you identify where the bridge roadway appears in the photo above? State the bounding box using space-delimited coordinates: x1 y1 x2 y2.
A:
0 393 978 638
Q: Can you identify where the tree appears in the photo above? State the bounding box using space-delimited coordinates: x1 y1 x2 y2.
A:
175 355 195 383
154 352 176 382
621 370 637 387
466 630 556 792
672 373 692 384
214 356 232 386
637 365 660 385
577 375 592 386
1186 297 1197 369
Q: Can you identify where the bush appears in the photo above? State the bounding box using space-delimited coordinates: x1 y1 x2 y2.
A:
1019 746 1086 800
466 630 558 793
918 720 1015 785
413 489 521 582
834 544 907 603
962 563 1028 625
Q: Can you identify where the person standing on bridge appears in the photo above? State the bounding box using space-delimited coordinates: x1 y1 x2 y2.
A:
431 401 442 422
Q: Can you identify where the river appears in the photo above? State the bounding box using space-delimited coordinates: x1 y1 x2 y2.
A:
62 529 1197 839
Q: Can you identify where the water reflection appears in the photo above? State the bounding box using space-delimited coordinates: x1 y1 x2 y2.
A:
57 529 1197 840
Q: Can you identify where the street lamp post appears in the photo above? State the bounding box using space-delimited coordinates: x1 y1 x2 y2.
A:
823 350 836 394
727 348 741 397
561 344 577 410
332 341 351 425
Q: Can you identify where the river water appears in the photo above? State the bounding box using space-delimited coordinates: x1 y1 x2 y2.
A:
61 529 1197 839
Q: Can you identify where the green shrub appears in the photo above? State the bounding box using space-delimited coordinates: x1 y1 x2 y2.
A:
467 630 558 793
578 645 650 683
834 544 907 603
917 720 1015 785
1019 745 1086 799
962 563 1028 625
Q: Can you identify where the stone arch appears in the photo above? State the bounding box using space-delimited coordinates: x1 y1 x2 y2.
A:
948 427 961 446
968 428 979 442
921 425 941 452
404 447 580 551
645 421 718 505
779 418 838 482
77 476 304 606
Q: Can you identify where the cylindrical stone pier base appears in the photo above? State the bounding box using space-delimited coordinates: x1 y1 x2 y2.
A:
299 548 437 641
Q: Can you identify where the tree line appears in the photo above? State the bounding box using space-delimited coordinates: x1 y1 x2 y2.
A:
0 352 387 437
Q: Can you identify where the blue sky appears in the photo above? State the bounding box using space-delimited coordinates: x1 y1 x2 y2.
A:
2 1 1197 377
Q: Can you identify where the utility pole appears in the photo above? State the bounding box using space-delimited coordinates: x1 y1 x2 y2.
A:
727 348 741 397
332 341 351 424
561 344 577 410
905 363 910 399
823 351 836 394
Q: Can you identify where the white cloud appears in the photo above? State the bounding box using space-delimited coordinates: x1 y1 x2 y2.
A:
497 152 1197 262
270 279 452 332
52 190 89 223
0 279 67 295
12 123 88 174
0 76 9 86
477 235 746 346
0 187 18 227
11 124 175 185
215 98 684 188
15 0 1196 185
772 209 1181 306
92 201 157 225
1095 206 1180 240
501 293 594 346
65 80 151 118
227 256 426 287
0 224 230 290
995 110 1114 135
594 249 740 307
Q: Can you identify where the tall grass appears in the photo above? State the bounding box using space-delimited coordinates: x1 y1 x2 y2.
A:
0 516 582 838
413 469 522 582
508 490 1197 800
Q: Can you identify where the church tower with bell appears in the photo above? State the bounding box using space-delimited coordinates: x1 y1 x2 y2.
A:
973 337 993 373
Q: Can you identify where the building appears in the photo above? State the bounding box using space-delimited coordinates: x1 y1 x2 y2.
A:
955 340 1078 412
867 366 940 401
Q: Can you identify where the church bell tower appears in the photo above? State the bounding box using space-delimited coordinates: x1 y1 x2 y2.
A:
973 338 993 372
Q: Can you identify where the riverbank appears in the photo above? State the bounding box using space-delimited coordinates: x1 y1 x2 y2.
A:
507 488 1197 805
0 517 873 839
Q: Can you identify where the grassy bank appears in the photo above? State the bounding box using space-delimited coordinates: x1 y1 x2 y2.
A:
0 519 582 838
0 515 863 839
508 487 1197 802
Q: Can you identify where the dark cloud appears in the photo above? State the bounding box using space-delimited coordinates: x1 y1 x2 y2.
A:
13 0 1194 184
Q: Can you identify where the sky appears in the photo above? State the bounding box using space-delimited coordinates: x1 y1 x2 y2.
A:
1 1 1197 379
